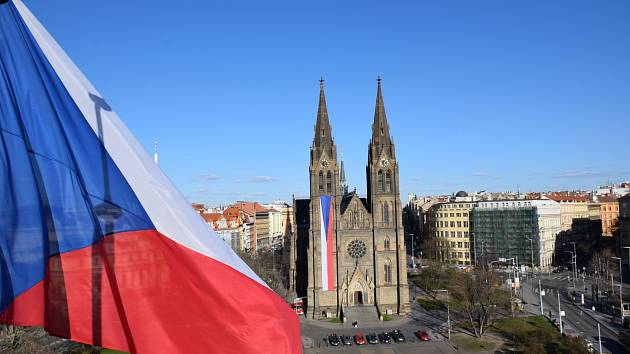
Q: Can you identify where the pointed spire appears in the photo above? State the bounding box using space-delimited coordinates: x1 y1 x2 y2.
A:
314 77 333 147
340 155 348 195
372 76 391 147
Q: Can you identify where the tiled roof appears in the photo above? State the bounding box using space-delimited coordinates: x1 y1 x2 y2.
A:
545 194 588 202
598 195 618 203
201 213 223 223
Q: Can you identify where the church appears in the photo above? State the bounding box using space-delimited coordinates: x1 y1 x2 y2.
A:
289 78 410 320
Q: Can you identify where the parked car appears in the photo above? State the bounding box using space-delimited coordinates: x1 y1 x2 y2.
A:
366 333 379 344
327 334 341 346
341 335 353 346
353 332 366 345
378 332 392 344
415 330 431 341
389 329 405 342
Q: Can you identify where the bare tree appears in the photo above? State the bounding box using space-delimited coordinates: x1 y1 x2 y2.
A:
448 268 511 338
237 249 290 300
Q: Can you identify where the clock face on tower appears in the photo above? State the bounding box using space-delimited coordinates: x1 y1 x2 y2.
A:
320 159 329 168
379 159 390 167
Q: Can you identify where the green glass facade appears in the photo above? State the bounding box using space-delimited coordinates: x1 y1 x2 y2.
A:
472 207 541 266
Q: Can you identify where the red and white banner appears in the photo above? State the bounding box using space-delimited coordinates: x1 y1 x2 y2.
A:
319 196 334 291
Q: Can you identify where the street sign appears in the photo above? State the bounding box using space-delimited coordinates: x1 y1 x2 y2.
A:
560 311 565 317
541 290 546 296
499 257 506 262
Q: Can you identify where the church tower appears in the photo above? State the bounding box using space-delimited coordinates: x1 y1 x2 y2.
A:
366 78 410 314
307 79 341 316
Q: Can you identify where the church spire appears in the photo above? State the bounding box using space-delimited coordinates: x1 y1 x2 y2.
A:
339 156 348 195
371 76 391 147
314 78 333 147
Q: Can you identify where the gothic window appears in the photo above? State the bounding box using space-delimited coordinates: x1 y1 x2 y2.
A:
385 170 392 192
322 128 325 137
318 171 324 193
380 126 384 135
326 170 332 194
384 237 390 250
383 203 389 225
377 170 383 192
384 259 392 284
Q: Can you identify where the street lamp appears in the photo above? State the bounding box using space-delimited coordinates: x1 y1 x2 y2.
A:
563 242 578 291
526 237 535 276
472 232 477 267
435 289 450 341
408 233 416 269
563 251 576 288
613 256 623 324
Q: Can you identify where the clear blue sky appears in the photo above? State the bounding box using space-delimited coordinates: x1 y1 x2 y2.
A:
24 0 630 205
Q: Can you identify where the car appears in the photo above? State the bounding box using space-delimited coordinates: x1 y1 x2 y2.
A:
366 333 379 344
327 334 341 346
341 335 353 346
378 332 392 344
389 329 405 342
353 332 366 345
415 330 431 341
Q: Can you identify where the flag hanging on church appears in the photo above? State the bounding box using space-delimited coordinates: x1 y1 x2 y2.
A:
0 1 301 353
319 196 335 291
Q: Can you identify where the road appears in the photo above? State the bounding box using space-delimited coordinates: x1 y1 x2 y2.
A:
521 272 625 353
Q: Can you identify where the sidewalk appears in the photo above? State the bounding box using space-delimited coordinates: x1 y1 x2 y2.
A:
299 314 412 330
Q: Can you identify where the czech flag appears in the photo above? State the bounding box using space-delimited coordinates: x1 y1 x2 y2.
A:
319 196 334 291
0 1 301 353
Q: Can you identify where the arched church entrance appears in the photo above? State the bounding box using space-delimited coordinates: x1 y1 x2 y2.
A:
353 291 363 305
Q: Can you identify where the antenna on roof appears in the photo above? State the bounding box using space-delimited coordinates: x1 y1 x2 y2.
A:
154 140 159 165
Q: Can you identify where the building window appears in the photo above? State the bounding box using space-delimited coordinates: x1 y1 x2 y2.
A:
326 170 332 193
450 221 455 227
385 170 392 192
456 213 461 217
377 170 383 192
450 231 456 237
383 203 389 225
457 221 462 227
463 221 468 227
318 171 324 192
384 237 390 249
457 242 462 248
457 231 462 237
384 260 392 284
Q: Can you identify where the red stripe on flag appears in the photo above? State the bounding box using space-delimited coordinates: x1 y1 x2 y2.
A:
1 230 301 354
